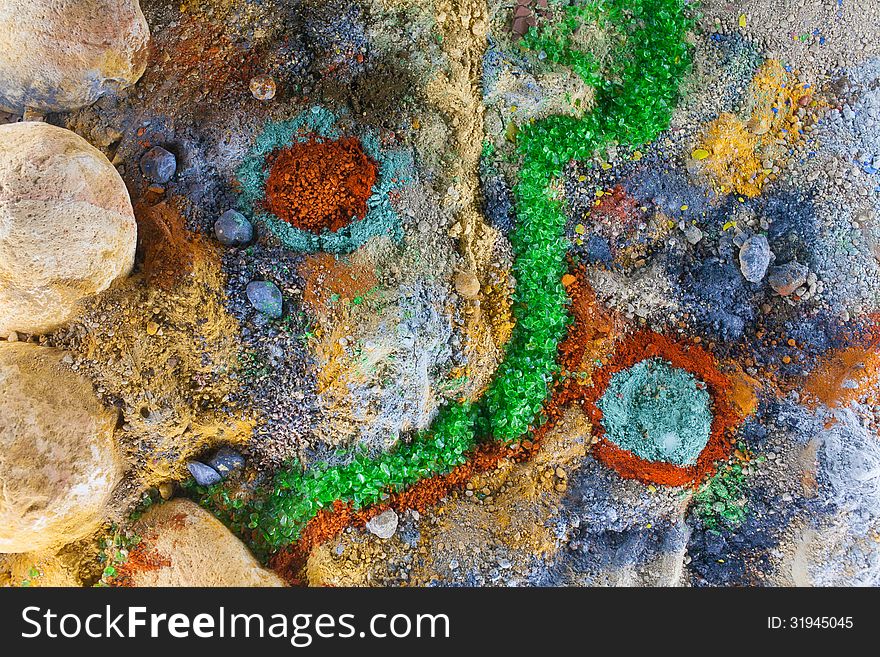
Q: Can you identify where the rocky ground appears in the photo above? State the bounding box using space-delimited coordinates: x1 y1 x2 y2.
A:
1 0 879 587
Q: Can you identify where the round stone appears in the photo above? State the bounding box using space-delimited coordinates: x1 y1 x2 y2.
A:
366 509 399 539
249 74 277 101
246 281 283 318
454 269 481 299
0 122 137 335
139 146 177 183
597 358 713 466
214 209 253 247
0 0 150 113
0 342 123 553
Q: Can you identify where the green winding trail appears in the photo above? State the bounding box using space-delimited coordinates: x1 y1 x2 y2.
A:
195 0 694 553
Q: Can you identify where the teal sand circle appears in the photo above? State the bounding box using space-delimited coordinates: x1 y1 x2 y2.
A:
596 357 713 466
236 106 413 255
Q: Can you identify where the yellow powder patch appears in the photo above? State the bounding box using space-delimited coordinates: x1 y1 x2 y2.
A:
724 361 761 418
693 60 816 198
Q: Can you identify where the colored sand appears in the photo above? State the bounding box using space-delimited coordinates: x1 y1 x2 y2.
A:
236 108 408 254
198 0 696 553
597 358 712 466
264 136 377 233
582 331 742 487
694 60 814 197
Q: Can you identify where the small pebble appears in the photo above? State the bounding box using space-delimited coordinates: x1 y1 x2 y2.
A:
683 224 703 245
187 461 222 486
250 74 277 101
366 509 399 539
214 209 253 247
246 281 283 318
158 481 174 500
768 261 809 296
139 146 177 183
739 235 772 282
207 446 246 476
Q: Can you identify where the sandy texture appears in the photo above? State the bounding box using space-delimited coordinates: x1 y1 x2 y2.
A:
48 198 252 487
429 0 513 397
699 0 880 82
0 122 137 335
0 0 149 113
0 342 123 554
0 550 82 587
125 499 285 586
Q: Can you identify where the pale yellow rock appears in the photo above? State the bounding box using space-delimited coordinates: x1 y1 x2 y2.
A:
0 122 137 335
0 342 123 553
453 269 481 299
0 0 150 113
128 500 287 587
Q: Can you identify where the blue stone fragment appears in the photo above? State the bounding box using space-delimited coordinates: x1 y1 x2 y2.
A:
187 461 222 486
207 447 246 476
140 146 177 183
246 281 283 318
214 210 253 247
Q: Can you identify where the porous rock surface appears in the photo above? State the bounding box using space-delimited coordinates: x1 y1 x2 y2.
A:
0 121 137 335
0 342 123 553
126 499 286 587
0 0 149 113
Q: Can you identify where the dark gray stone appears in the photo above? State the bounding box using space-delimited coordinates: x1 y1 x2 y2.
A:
738 234 771 282
366 509 399 539
214 210 253 247
207 447 245 476
246 281 283 318
768 261 809 296
139 146 177 183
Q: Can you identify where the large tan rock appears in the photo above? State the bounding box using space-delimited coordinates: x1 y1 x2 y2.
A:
0 0 149 113
0 122 137 335
0 342 123 553
125 500 286 587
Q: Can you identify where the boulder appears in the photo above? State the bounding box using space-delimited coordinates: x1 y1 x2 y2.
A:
125 499 286 587
0 342 123 553
0 122 137 335
0 0 149 113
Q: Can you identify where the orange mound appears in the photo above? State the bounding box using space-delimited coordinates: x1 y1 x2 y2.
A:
264 136 378 233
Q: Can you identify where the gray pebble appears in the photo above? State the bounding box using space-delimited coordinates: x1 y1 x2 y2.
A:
683 224 703 245
207 446 246 476
739 235 771 282
366 509 399 539
187 461 222 486
140 146 177 183
246 281 283 318
768 261 809 296
214 210 253 247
